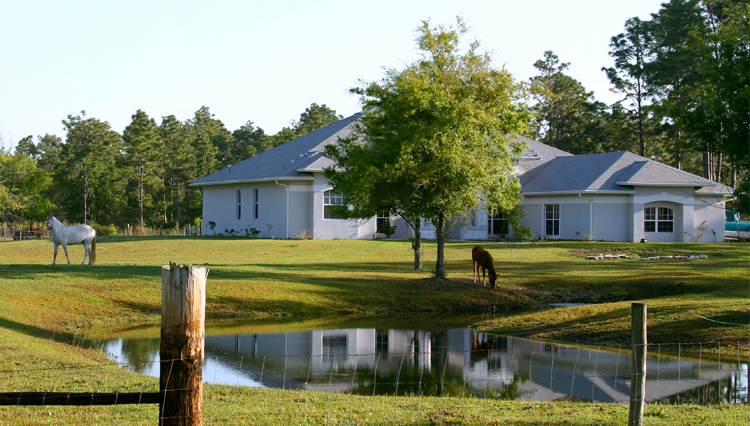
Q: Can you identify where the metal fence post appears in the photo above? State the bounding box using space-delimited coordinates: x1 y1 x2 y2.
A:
160 263 208 426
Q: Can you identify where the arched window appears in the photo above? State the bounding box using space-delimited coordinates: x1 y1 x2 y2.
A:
644 207 674 232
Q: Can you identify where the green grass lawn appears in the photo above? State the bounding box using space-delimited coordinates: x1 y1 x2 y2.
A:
0 237 748 424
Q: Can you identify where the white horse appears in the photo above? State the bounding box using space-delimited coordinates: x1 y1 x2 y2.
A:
47 213 97 265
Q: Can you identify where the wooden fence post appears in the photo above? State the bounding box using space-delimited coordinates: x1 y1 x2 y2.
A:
629 302 647 426
160 263 208 426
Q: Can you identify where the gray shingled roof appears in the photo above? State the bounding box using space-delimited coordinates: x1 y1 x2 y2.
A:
515 136 574 184
191 111 363 186
192 112 727 196
521 151 720 194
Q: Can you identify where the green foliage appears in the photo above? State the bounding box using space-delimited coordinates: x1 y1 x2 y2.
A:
292 103 342 136
58 111 125 224
530 51 605 154
645 0 748 185
603 17 653 156
378 220 397 238
515 225 533 242
122 109 165 227
94 223 118 236
0 147 54 221
326 17 529 275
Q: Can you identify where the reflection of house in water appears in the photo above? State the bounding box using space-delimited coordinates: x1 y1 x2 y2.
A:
203 328 746 403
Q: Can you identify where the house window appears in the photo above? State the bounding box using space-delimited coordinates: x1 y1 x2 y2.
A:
645 207 674 232
377 209 391 234
545 204 560 236
236 189 241 220
323 190 346 219
488 212 509 236
253 188 259 219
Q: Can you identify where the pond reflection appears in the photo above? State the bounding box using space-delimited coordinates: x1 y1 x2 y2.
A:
97 326 748 404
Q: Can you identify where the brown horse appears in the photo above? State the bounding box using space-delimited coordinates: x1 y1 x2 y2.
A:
472 245 497 288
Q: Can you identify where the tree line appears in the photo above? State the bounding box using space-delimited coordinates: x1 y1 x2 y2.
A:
529 0 747 204
0 103 341 228
1 0 747 231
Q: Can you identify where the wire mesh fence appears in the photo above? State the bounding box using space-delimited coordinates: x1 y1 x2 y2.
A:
1 338 747 424
4 339 747 403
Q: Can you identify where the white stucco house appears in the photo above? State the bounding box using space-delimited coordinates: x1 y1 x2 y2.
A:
191 112 732 243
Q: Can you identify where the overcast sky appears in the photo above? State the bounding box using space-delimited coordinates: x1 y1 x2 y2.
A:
0 0 666 150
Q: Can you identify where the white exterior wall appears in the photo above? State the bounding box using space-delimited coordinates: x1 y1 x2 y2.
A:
202 179 726 243
520 189 726 243
311 173 370 239
691 194 725 243
590 196 632 242
202 182 292 238
632 186 692 243
519 196 596 240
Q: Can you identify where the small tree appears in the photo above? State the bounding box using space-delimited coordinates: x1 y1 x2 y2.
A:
326 18 529 277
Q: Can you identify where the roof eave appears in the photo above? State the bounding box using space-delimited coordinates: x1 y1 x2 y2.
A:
615 181 713 187
521 190 636 196
190 176 314 187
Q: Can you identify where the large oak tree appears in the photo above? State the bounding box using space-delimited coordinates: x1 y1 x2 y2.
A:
325 18 529 276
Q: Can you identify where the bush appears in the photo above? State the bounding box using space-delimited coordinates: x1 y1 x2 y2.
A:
295 229 313 239
95 223 118 236
378 221 397 238
515 226 533 242
245 227 261 238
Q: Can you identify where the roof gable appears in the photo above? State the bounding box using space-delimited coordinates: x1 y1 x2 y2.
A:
521 150 720 194
191 112 363 186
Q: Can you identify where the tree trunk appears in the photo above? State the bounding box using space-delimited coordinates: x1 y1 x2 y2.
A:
435 213 446 278
716 152 723 183
176 180 181 224
138 164 144 228
185 182 190 225
703 150 712 180
637 97 644 156
412 220 423 270
82 156 88 223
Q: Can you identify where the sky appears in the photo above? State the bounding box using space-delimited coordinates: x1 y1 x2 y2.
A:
0 0 667 150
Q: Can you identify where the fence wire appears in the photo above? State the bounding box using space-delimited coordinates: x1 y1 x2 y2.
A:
0 339 747 424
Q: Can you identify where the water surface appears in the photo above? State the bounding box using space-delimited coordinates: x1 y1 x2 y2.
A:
96 324 748 404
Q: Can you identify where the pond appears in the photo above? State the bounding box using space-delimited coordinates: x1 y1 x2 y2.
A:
93 323 748 405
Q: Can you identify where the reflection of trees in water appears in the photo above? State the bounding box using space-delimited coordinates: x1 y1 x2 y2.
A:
348 362 470 398
659 373 748 405
348 331 483 398
117 338 159 374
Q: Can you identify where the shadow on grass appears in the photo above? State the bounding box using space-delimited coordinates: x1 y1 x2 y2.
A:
483 306 632 342
0 316 80 345
112 299 160 316
3 254 744 306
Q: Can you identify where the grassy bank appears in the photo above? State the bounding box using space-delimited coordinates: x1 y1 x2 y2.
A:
0 238 746 349
0 327 747 425
0 237 748 424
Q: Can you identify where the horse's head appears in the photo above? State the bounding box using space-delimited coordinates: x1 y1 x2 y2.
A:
46 213 54 230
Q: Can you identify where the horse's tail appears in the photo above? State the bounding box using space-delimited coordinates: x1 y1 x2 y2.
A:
90 236 97 265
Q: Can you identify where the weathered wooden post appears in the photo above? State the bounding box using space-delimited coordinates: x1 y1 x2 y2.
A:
160 263 208 426
629 302 647 426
